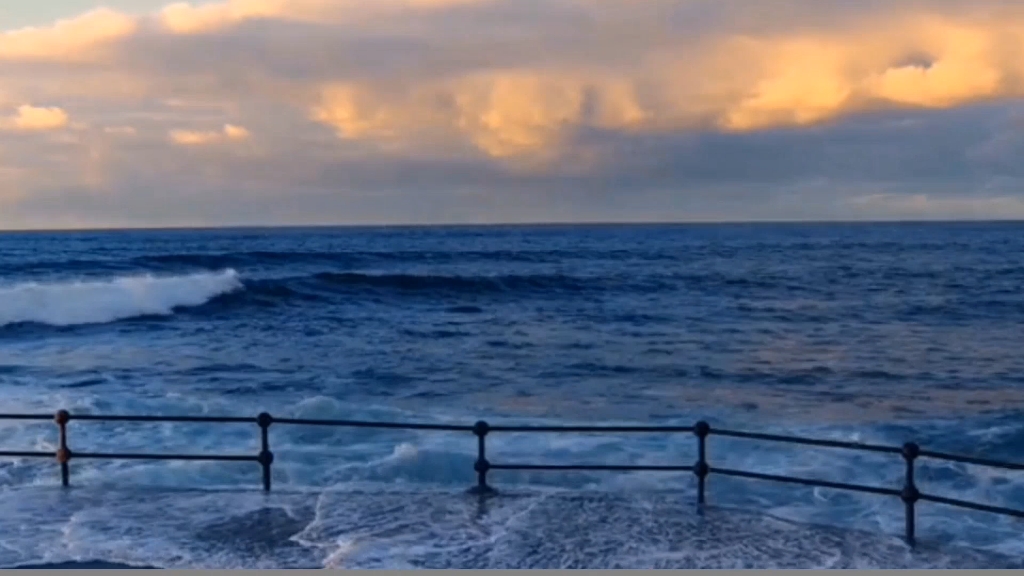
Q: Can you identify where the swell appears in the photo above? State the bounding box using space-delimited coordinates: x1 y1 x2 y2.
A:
0 269 662 329
212 270 678 310
0 248 691 276
310 271 593 294
200 271 603 312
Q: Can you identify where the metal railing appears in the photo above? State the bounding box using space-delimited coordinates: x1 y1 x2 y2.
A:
0 411 1022 547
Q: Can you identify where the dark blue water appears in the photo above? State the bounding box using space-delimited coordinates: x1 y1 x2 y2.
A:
0 223 1022 568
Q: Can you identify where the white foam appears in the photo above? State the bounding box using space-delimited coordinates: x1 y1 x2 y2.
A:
0 270 242 327
392 443 419 460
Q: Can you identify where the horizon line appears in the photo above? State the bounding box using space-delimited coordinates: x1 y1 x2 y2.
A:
2 217 1024 234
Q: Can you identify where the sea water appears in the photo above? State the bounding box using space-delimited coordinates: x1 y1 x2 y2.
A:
0 223 1022 568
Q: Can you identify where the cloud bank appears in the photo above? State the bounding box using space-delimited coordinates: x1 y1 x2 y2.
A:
2 0 1024 228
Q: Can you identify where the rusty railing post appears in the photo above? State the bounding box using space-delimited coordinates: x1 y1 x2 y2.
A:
901 442 920 546
54 410 71 487
693 421 710 505
257 412 274 492
470 420 495 494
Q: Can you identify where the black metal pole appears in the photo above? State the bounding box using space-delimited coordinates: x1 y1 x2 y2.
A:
471 420 495 494
901 442 920 546
257 412 274 492
55 410 71 487
694 421 710 505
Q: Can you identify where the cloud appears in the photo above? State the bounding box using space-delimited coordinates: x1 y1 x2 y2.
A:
168 123 251 145
0 8 137 62
1 105 70 131
11 1 1024 145
292 2 1024 159
104 126 138 135
158 0 296 34
4 0 1024 228
846 193 1024 220
157 0 490 34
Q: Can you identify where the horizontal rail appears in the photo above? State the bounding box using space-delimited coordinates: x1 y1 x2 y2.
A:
491 463 692 472
711 466 903 497
712 429 903 455
74 452 258 462
0 414 53 421
70 414 256 424
919 494 1024 519
490 425 694 433
919 450 1024 471
272 417 472 431
0 450 52 458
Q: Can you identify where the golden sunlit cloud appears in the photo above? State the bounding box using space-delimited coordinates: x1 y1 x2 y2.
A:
158 0 294 34
1 105 70 132
168 123 251 145
301 7 1024 157
0 8 136 62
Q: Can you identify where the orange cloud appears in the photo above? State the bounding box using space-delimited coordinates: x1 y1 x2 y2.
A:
1 105 70 132
311 72 651 159
159 0 293 34
304 6 1024 157
168 123 251 145
0 8 137 62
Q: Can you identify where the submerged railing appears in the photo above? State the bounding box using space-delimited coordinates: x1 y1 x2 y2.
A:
0 411 1022 546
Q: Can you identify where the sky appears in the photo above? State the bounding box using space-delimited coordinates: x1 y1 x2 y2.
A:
3 0 1024 229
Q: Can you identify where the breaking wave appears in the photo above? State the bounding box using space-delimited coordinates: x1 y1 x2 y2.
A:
0 270 242 328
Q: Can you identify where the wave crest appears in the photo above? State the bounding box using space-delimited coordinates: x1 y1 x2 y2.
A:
0 270 242 328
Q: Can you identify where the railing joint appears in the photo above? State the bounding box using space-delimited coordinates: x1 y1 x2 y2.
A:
54 410 70 426
257 412 274 492
901 441 920 547
54 409 71 487
469 420 496 495
693 420 711 506
257 412 274 429
257 450 274 465
473 420 490 437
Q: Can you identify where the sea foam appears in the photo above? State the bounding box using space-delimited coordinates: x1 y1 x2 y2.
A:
0 270 242 327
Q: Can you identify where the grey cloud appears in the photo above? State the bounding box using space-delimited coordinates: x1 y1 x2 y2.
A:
7 103 1024 230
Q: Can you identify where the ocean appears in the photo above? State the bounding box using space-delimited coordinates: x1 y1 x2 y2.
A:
0 222 1022 568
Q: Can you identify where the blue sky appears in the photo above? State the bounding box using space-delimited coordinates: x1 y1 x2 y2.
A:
1 0 168 28
2 0 1024 229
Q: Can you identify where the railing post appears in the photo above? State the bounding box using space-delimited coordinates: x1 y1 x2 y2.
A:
470 420 495 495
901 442 920 546
693 421 710 505
54 410 71 487
257 412 274 492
